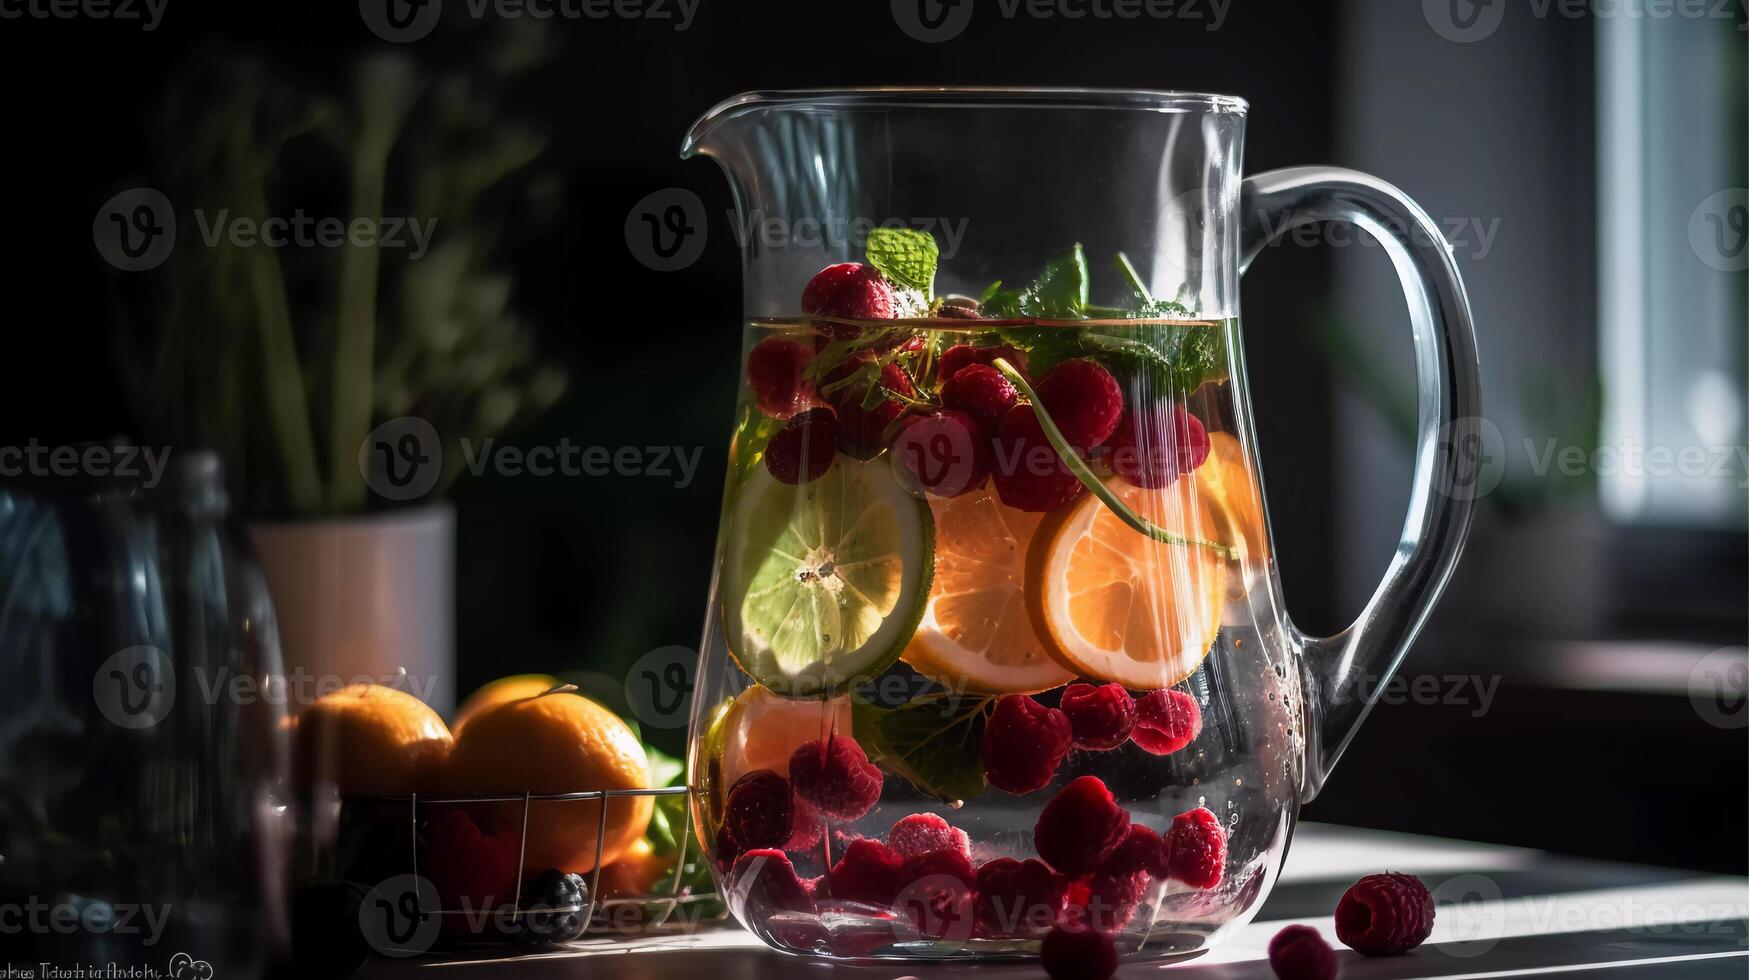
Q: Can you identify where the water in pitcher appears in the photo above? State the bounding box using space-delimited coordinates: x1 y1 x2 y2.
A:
688 256 1304 960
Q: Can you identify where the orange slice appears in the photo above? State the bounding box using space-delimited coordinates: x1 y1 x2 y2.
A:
1196 432 1268 602
1025 475 1227 689
902 486 1076 694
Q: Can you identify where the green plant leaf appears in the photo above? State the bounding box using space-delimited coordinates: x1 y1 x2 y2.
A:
865 227 939 296
852 695 992 805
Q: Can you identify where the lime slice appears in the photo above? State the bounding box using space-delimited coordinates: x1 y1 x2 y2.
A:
722 457 934 698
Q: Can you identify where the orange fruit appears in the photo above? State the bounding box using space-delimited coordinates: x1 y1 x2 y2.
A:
1197 432 1268 601
293 683 452 797
717 684 852 791
1025 475 1227 690
445 690 652 873
901 486 1075 694
452 674 560 735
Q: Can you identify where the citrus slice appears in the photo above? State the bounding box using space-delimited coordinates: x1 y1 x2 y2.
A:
1196 431 1268 602
902 486 1076 694
1025 474 1227 689
722 457 934 697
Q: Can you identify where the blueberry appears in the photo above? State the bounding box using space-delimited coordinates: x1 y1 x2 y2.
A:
516 869 589 944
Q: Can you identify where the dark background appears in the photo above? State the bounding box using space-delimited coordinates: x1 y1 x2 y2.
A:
0 0 1743 873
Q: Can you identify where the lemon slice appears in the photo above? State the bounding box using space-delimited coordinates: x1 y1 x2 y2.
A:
902 486 1076 694
1025 474 1227 690
723 457 934 697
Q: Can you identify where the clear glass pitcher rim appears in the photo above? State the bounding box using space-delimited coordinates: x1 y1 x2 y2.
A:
680 86 1248 158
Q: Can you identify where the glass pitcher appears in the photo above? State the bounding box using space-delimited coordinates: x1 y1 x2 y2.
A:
680 88 1479 963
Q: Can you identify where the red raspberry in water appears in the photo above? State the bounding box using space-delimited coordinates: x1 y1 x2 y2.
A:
1034 776 1130 877
788 735 883 820
1041 922 1118 980
939 363 1019 432
1268 924 1338 980
802 262 896 320
728 848 817 918
1105 404 1211 489
991 405 1086 512
763 408 837 485
887 812 970 861
938 343 1029 383
1034 359 1124 449
422 808 519 912
974 857 1067 937
1102 823 1168 879
1335 872 1434 956
746 337 818 419
826 838 905 908
1165 806 1226 889
1059 682 1137 751
824 356 916 457
724 770 820 851
982 695 1073 794
891 410 992 498
1132 688 1202 755
1069 824 1167 931
895 848 976 939
713 824 742 871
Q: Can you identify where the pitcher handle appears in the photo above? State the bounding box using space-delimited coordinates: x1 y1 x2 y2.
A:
1237 166 1482 802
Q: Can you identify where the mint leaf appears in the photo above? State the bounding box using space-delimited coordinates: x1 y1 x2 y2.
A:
866 227 939 297
982 245 1091 320
852 695 992 805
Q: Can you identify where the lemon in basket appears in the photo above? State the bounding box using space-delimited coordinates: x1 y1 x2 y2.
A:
446 688 653 873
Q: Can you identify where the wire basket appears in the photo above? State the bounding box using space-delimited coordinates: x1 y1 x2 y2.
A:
338 785 725 941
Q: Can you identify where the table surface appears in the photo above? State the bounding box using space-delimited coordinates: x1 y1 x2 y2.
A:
366 823 1749 979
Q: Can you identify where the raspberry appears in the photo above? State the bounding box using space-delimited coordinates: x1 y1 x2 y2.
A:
938 343 1028 384
728 848 817 918
1132 688 1201 755
802 262 896 320
939 363 1018 432
1034 776 1130 877
895 848 976 939
1059 682 1137 751
1165 806 1226 888
1069 868 1149 931
887 812 970 861
1335 872 1434 956
1040 922 1118 980
1105 404 1210 489
763 407 837 484
824 356 916 457
974 858 1066 937
713 824 742 871
422 808 519 912
992 404 1086 512
1268 924 1338 980
1101 823 1168 880
891 410 991 498
1034 359 1124 449
982 695 1073 794
826 838 904 908
788 735 883 820
725 770 806 851
746 337 818 419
